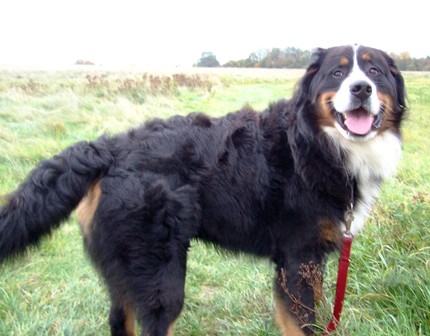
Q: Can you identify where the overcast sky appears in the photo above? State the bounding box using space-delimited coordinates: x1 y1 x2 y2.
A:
0 0 428 67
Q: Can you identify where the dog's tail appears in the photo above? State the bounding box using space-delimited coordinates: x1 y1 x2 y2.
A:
0 138 114 263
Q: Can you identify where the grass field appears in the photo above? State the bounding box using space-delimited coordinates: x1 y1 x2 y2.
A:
0 68 429 335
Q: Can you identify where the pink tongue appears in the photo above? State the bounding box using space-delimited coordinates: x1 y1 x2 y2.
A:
344 109 374 135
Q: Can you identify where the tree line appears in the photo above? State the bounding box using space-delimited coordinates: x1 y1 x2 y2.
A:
196 49 430 71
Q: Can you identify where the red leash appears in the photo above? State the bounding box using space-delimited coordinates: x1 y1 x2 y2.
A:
323 232 353 334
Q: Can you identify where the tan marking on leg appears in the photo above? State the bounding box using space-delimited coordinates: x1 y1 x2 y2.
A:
124 302 137 336
76 181 102 242
313 280 324 306
167 320 176 336
275 296 306 336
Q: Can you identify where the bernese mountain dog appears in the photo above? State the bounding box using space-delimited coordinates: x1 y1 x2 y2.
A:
0 45 406 335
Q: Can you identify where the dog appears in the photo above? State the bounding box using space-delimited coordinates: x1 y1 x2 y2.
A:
0 45 406 335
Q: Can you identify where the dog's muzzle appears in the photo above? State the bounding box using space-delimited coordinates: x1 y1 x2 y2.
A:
334 80 382 136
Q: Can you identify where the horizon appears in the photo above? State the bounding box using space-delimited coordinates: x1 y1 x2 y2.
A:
1 45 427 70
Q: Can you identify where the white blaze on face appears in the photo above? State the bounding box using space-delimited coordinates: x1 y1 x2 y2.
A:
333 45 380 114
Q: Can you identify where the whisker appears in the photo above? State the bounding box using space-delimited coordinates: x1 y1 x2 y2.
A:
379 100 395 114
327 100 337 113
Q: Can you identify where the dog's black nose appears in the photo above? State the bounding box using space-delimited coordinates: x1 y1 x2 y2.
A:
350 81 372 100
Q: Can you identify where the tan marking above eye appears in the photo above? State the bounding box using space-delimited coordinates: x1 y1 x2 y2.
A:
339 56 349 66
362 52 372 62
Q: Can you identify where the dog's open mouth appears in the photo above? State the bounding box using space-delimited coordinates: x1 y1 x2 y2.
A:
335 108 382 136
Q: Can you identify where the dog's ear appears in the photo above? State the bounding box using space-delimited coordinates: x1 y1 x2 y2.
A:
290 48 326 108
308 48 327 73
287 49 327 138
385 53 407 112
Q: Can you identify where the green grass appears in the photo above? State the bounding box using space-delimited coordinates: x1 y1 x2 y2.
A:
0 69 429 335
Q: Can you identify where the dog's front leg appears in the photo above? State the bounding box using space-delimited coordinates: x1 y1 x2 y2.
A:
273 255 323 336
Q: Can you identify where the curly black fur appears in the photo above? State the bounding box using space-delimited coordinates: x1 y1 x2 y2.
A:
0 140 113 261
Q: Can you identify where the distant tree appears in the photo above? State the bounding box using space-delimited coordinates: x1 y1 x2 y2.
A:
247 48 269 66
223 47 310 68
223 60 244 68
421 57 430 71
75 59 95 65
195 52 220 67
389 52 430 71
396 51 414 70
283 47 311 68
260 48 284 68
223 50 268 68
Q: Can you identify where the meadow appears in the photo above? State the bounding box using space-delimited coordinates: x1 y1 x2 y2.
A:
0 67 429 335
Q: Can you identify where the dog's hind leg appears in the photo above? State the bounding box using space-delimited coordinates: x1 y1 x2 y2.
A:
99 179 199 336
88 176 200 336
128 256 186 336
105 256 183 336
108 297 137 336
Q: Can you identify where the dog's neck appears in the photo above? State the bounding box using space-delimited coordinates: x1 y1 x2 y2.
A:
322 127 402 234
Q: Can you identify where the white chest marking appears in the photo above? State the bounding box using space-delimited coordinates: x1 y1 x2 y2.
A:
323 128 402 234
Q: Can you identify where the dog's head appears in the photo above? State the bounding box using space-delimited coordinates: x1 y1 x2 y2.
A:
292 45 406 141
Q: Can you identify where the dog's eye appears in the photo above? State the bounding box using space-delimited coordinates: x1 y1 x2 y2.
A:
369 67 379 76
333 70 344 78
